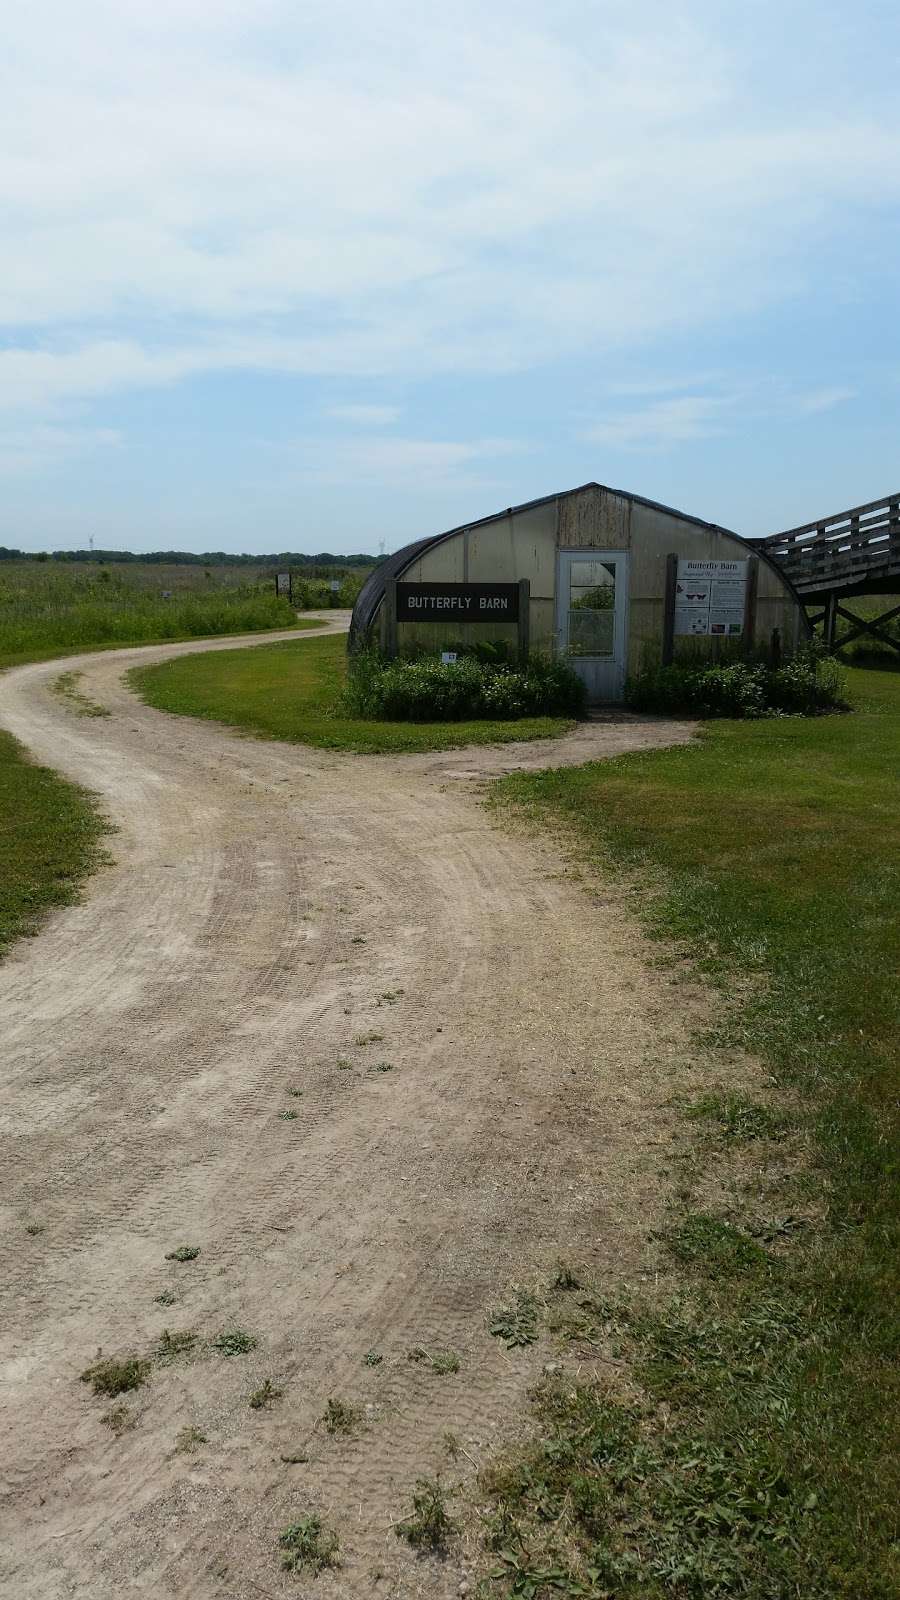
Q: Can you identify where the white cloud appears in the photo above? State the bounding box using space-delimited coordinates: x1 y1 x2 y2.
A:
586 396 731 449
0 1 896 429
792 386 856 415
285 434 526 488
0 424 119 477
326 404 401 427
583 380 859 450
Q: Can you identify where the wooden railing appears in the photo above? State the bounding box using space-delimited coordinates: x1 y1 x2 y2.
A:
759 493 900 594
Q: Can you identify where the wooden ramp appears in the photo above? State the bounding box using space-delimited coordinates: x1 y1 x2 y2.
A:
753 492 900 654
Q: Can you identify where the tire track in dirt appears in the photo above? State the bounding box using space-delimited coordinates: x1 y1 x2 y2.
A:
0 618 704 1599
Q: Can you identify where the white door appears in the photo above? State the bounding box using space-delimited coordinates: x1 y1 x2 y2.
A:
556 549 629 703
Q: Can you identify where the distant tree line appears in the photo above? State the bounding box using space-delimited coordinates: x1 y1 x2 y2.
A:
0 547 379 567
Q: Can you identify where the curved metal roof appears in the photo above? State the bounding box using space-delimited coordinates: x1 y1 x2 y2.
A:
349 481 799 647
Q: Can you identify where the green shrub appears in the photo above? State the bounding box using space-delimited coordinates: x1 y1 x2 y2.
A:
343 651 586 722
294 572 363 609
626 650 845 718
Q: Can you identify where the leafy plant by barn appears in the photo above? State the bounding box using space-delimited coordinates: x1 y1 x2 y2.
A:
344 651 586 722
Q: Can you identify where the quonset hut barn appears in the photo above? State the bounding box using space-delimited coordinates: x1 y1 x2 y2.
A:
349 482 806 703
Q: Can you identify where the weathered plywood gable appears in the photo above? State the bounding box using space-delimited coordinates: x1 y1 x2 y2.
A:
467 503 556 598
558 488 631 549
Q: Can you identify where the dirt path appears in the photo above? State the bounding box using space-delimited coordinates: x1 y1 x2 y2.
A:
0 621 700 1600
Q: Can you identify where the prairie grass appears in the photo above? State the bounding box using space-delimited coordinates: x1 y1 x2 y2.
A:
0 558 311 671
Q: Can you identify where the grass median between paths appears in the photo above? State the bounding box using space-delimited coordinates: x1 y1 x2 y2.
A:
0 730 112 960
482 665 899 1598
129 633 573 753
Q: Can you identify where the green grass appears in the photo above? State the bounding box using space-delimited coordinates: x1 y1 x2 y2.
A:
0 557 326 672
486 666 899 1598
279 1515 341 1574
129 634 572 753
0 730 111 961
80 1356 150 1398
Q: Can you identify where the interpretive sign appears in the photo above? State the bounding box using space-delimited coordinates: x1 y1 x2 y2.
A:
395 582 520 622
275 571 292 599
675 559 746 638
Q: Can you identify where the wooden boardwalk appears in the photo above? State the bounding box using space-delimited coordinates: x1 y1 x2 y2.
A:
755 492 900 653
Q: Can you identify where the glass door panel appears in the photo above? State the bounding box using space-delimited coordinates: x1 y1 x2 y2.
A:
567 559 616 657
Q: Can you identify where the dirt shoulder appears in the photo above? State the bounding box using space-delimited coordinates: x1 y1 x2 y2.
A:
0 626 701 1599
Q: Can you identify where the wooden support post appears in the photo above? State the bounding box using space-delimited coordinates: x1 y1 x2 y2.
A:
662 553 677 665
743 555 759 653
517 578 531 663
383 579 398 659
824 590 838 651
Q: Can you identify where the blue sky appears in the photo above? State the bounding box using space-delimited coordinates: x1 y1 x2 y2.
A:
2 0 898 554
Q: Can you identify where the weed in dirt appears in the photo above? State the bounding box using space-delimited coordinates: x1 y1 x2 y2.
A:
321 1397 362 1435
211 1328 258 1357
377 989 404 1005
552 1261 582 1290
81 1356 150 1398
373 1060 394 1073
249 1379 284 1410
155 1328 198 1364
685 1092 789 1142
665 1212 769 1276
280 1450 310 1464
25 1223 44 1236
279 1515 340 1574
353 1031 384 1046
154 1289 177 1306
287 1087 304 1098
489 1291 540 1348
279 1109 299 1121
337 1057 353 1070
363 1349 383 1367
351 935 367 944
102 1403 136 1434
443 1431 461 1458
395 1478 458 1550
408 1346 460 1375
51 670 110 718
165 1245 200 1262
175 1425 207 1453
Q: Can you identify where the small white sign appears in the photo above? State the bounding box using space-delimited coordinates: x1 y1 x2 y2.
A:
675 559 746 637
440 651 458 664
329 579 340 592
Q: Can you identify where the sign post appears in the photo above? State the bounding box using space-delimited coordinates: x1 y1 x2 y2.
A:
517 578 531 662
275 571 292 602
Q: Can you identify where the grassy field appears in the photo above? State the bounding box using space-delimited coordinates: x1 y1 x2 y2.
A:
0 558 313 671
827 591 900 664
483 666 899 1598
130 633 573 753
0 730 112 960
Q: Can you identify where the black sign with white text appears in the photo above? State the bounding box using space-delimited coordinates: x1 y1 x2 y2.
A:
396 582 519 622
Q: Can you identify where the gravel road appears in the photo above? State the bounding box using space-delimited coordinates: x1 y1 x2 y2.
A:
0 619 702 1598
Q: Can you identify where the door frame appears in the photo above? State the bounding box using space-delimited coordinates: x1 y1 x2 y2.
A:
555 548 630 701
